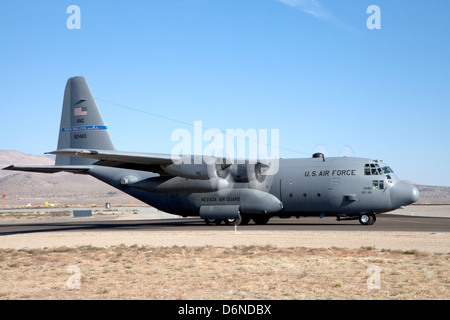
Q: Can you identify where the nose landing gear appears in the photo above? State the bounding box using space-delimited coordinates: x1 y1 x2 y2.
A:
359 213 376 225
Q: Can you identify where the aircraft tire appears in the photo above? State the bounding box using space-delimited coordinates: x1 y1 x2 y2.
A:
253 216 271 225
359 213 376 225
204 218 222 225
204 218 215 225
224 218 241 225
240 216 251 225
224 212 244 225
204 213 247 226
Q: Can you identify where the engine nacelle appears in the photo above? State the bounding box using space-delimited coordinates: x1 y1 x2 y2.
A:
120 175 139 185
128 176 229 193
229 164 249 182
217 162 271 184
161 159 273 187
161 163 211 180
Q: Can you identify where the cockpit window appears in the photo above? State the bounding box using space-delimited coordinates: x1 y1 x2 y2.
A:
371 163 379 175
364 163 385 175
382 166 394 174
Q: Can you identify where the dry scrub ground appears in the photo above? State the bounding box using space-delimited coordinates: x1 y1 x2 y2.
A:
0 245 448 300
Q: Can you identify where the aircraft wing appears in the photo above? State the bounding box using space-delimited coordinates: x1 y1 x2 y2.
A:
46 148 179 173
2 165 91 174
47 149 176 164
2 149 179 175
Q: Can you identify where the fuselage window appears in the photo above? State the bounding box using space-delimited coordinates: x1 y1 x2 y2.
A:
372 180 384 190
372 180 379 189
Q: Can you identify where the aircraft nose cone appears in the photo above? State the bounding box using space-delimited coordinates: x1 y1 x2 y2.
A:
390 182 420 208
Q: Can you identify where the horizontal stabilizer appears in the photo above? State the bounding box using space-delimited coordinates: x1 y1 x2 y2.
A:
2 165 91 174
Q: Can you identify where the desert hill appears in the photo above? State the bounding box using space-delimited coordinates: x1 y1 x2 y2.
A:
413 184 450 204
0 150 55 170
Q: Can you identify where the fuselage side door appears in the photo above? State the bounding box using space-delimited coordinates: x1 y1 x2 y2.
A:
280 178 300 212
280 165 303 213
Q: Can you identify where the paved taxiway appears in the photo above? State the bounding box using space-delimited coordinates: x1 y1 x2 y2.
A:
1 214 449 236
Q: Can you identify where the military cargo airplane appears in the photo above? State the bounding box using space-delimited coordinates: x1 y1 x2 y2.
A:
3 77 419 225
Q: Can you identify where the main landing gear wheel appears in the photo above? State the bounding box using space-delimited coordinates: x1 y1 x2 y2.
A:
224 218 242 225
240 216 251 225
204 213 244 226
253 216 271 225
225 211 243 225
204 218 242 225
359 213 376 225
204 218 223 225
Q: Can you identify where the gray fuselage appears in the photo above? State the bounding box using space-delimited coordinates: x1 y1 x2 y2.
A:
87 155 419 220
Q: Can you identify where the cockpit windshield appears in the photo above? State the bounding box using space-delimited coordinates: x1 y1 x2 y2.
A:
364 163 394 176
382 166 394 174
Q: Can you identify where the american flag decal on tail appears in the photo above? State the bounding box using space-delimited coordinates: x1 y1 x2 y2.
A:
74 107 87 116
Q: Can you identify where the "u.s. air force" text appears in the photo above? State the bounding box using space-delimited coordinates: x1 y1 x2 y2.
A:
304 169 356 177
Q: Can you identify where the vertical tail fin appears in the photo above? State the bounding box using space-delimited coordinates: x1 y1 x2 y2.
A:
55 76 115 165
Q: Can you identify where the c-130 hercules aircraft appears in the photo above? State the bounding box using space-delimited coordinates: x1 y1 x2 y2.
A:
4 77 419 225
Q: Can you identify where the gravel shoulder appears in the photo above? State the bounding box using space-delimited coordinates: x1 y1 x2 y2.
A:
1 230 448 253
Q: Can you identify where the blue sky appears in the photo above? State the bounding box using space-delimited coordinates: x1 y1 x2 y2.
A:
0 0 449 186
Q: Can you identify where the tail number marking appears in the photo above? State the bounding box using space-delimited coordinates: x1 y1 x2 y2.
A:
74 134 87 139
